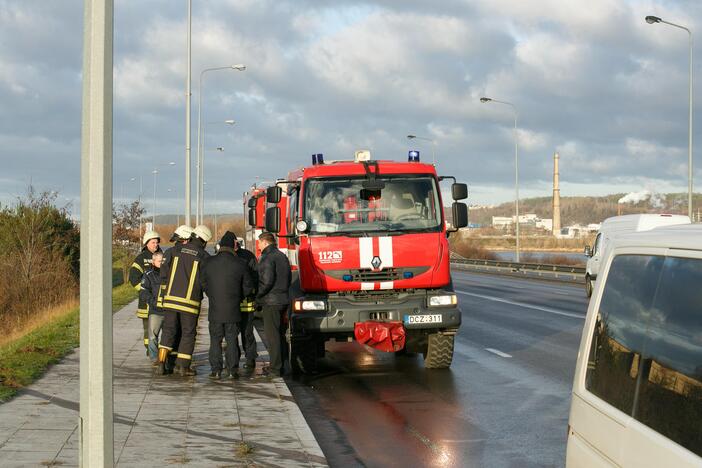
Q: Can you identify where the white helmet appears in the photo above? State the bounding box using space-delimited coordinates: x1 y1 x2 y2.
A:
172 225 193 241
193 225 212 242
142 230 160 245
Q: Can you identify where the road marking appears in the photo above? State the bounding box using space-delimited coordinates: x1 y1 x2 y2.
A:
485 347 512 358
456 290 585 320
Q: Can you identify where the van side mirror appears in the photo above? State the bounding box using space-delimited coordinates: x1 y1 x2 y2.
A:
452 202 468 229
266 186 282 204
452 183 468 201
247 208 256 227
584 245 592 257
265 206 280 233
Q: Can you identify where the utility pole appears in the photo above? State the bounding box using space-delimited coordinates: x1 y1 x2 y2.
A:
184 0 192 225
79 0 114 466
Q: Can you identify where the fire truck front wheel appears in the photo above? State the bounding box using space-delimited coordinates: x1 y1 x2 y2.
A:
423 333 455 369
288 334 318 375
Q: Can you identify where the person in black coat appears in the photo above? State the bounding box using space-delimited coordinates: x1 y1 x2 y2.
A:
256 232 291 377
201 231 254 379
139 251 164 364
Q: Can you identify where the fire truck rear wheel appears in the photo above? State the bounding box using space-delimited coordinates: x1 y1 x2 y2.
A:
423 333 454 369
289 336 318 375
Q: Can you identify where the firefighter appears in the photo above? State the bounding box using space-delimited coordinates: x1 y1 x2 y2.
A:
157 224 211 376
158 225 193 374
201 231 254 379
256 232 291 377
129 230 161 354
235 237 258 374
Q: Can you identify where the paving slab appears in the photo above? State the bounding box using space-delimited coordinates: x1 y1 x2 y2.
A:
0 298 327 467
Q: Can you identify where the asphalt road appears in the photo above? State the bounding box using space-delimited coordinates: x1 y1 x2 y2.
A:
286 270 589 468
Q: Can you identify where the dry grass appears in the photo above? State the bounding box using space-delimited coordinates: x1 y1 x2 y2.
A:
450 237 498 260
520 252 585 266
0 298 79 348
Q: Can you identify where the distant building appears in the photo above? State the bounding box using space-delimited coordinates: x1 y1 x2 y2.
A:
492 216 513 229
536 219 553 231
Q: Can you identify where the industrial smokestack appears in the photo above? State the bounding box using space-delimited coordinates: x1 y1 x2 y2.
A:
552 152 561 235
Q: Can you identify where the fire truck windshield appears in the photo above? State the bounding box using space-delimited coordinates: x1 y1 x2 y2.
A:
303 175 442 234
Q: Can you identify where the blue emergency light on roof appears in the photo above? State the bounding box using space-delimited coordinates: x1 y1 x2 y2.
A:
312 153 325 165
408 150 420 162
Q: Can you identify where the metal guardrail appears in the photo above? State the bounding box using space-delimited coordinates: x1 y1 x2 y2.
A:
450 257 586 283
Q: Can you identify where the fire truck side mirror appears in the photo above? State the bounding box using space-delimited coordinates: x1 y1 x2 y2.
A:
247 197 256 208
266 186 282 204
247 208 256 227
451 183 468 201
265 206 280 233
452 202 468 229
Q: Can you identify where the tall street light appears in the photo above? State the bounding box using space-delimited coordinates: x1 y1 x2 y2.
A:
200 147 224 224
130 175 143 235
406 134 436 164
199 119 235 223
645 15 694 219
480 96 521 262
185 0 192 227
196 64 245 224
168 188 180 226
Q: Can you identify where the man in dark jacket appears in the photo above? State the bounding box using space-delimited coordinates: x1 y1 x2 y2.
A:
129 230 161 354
201 231 254 379
140 251 164 364
235 238 259 373
256 232 291 377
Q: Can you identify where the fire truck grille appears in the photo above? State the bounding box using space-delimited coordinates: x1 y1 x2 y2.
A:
352 268 401 282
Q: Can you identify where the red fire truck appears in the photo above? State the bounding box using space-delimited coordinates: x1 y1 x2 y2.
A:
248 150 468 373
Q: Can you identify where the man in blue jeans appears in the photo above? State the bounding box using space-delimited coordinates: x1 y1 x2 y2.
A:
139 251 164 365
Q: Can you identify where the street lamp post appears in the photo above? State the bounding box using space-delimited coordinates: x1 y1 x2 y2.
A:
199 120 235 223
480 96 521 262
406 134 436 164
185 0 192 226
130 175 143 235
168 188 180 226
196 65 245 224
645 15 694 219
151 162 176 229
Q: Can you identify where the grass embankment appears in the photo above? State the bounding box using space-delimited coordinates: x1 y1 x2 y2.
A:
0 283 137 402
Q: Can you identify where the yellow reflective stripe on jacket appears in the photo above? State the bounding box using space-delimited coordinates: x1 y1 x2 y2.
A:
131 262 144 273
177 353 192 360
162 301 199 315
185 260 199 301
166 256 179 296
136 308 148 318
134 283 141 291
240 300 256 312
164 295 200 307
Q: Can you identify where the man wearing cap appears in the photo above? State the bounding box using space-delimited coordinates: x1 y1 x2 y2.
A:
201 231 254 379
129 230 162 354
157 225 211 376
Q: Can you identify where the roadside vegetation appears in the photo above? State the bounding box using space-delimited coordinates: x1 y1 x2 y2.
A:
0 191 142 402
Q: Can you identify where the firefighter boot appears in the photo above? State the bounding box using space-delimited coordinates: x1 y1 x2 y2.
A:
155 348 169 376
177 364 196 377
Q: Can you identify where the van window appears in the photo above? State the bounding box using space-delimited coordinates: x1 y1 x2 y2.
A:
593 233 602 256
586 254 702 456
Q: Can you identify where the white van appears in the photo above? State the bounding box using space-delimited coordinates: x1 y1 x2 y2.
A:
584 214 690 297
566 223 702 467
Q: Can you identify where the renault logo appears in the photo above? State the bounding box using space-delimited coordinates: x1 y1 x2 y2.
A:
371 256 382 269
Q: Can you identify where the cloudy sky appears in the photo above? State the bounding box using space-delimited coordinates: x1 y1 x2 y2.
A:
1 0 701 218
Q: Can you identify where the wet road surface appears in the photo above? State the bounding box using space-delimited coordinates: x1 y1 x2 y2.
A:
286 271 589 467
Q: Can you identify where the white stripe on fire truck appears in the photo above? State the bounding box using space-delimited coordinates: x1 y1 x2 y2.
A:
378 236 393 269
359 237 373 269
361 282 375 290
379 281 393 290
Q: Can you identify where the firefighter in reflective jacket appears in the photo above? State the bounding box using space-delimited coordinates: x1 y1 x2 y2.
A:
158 225 193 373
129 230 161 353
157 225 211 376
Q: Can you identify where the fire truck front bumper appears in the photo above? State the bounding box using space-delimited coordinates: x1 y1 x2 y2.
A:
290 290 462 335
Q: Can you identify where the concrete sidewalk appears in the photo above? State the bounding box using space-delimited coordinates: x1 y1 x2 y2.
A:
0 299 327 467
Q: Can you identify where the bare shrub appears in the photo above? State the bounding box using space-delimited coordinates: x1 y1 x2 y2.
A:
449 236 498 260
